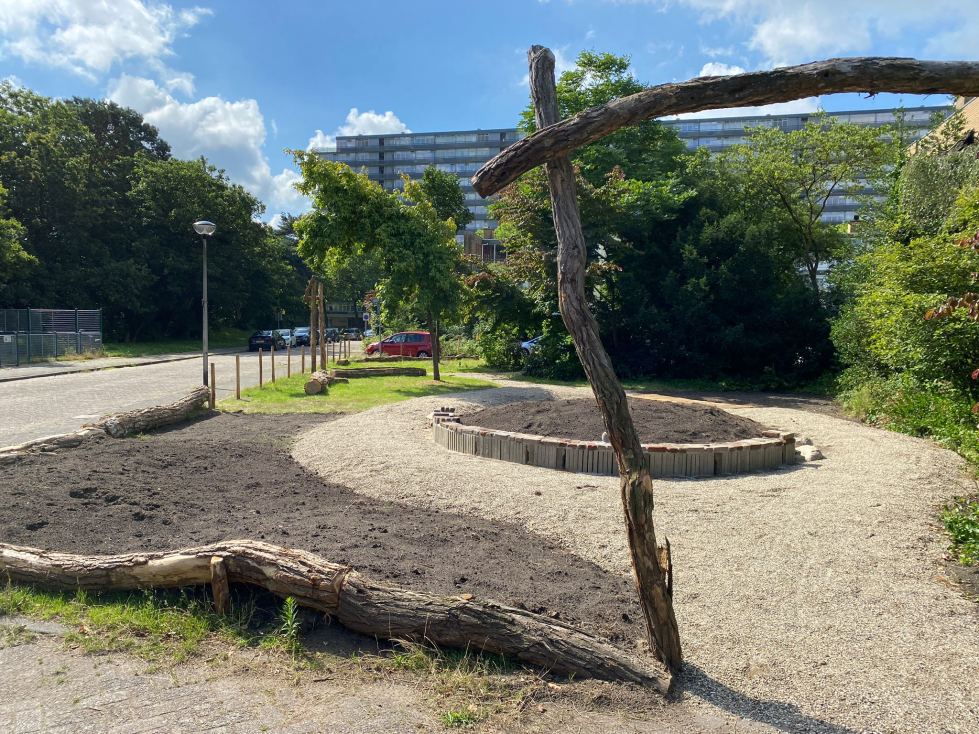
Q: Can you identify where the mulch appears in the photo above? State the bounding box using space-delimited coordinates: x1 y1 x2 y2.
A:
462 397 768 444
0 413 641 643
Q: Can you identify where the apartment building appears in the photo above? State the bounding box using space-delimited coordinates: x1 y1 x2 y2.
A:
660 105 949 223
314 128 524 261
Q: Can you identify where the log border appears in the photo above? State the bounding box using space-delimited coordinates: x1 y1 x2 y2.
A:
431 412 795 477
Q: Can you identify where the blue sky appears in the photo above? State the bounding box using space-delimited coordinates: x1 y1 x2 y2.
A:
1 0 973 220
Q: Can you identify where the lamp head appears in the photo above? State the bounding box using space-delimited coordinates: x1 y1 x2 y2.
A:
193 220 216 236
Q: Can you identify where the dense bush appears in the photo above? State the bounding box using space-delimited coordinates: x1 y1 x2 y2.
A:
522 326 585 381
476 327 523 371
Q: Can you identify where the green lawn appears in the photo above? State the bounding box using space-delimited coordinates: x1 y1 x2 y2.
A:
222 369 495 414
103 328 252 358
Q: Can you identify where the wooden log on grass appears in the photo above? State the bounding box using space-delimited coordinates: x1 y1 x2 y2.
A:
100 386 209 438
303 370 350 395
0 540 670 691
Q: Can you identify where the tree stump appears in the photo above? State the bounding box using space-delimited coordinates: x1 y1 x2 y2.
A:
304 371 332 395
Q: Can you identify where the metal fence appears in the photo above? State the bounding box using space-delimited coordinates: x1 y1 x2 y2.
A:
0 309 103 368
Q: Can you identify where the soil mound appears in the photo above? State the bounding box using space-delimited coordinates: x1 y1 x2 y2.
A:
462 397 767 444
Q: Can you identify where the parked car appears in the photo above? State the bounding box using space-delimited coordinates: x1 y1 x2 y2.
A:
293 327 310 346
341 328 362 340
364 331 432 357
520 336 541 355
248 330 286 351
278 329 296 347
324 327 339 342
363 329 375 338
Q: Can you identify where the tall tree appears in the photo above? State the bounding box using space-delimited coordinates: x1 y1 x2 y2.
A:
292 155 465 380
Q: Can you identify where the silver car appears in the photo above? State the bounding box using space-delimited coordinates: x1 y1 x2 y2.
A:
277 329 297 347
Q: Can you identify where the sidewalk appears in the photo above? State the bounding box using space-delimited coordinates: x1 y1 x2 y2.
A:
0 347 244 383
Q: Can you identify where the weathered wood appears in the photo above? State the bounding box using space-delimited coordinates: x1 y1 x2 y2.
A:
209 363 216 409
100 386 209 438
303 370 349 395
0 541 670 690
331 367 426 378
472 56 979 197
318 282 327 369
528 46 682 671
210 556 229 615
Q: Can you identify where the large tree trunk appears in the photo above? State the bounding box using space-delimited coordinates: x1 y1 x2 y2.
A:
0 540 670 691
473 57 979 196
527 46 682 671
100 386 210 438
427 310 441 381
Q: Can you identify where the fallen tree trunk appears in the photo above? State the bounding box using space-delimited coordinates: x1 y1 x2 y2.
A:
304 370 351 394
472 56 979 196
100 386 210 438
0 540 670 691
333 367 426 378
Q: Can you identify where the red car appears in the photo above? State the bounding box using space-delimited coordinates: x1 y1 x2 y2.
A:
364 331 433 357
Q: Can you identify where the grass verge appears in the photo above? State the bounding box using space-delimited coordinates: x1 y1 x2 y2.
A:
221 370 495 414
103 327 252 358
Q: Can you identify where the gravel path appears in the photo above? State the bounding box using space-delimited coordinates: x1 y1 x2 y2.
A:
293 379 979 734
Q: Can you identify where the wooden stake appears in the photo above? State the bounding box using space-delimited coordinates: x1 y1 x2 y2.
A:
259 348 263 387
287 345 291 377
318 282 326 368
309 277 318 373
301 345 306 373
210 363 216 409
271 345 276 383
210 556 229 615
235 354 241 400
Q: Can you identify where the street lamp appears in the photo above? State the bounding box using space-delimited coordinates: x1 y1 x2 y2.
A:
193 221 216 387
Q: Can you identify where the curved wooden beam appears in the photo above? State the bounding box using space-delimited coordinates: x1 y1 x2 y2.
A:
0 540 671 691
472 56 979 197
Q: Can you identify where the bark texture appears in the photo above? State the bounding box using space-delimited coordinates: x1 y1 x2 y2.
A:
303 370 350 395
100 386 209 438
528 45 682 671
472 56 979 197
0 540 670 691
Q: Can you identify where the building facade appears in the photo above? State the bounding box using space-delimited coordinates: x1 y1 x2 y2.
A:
660 105 948 224
314 128 524 262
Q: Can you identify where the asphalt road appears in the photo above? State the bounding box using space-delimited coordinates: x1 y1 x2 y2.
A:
0 345 360 447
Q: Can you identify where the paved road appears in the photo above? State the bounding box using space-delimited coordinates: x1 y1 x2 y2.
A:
0 347 242 383
0 344 360 447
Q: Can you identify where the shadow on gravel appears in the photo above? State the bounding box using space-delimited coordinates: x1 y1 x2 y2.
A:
679 663 861 734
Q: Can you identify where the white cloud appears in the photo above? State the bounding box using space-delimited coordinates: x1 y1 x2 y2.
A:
0 0 211 81
307 107 411 152
107 74 308 214
699 62 746 77
615 0 978 65
700 44 735 58
585 29 595 40
271 119 278 138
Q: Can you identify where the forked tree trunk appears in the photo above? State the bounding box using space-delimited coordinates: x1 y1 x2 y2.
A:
527 46 682 671
0 541 670 691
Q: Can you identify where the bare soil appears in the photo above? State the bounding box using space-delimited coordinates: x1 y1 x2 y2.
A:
462 397 768 443
0 413 640 644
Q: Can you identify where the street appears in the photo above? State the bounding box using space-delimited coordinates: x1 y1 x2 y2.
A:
0 345 360 447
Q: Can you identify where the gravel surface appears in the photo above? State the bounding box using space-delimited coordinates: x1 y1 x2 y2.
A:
293 378 979 734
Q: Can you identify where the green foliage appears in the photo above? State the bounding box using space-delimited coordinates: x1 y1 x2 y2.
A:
277 596 302 655
439 708 482 728
0 82 305 341
475 325 523 371
897 152 979 238
421 165 474 230
943 498 979 565
522 321 585 381
0 182 32 292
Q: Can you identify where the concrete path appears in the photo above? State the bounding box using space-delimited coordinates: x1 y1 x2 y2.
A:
0 346 359 448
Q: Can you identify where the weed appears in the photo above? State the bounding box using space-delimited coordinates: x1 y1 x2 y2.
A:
278 597 302 654
943 497 979 565
440 707 482 728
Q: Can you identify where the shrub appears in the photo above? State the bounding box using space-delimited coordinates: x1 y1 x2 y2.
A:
476 327 523 371
522 330 585 381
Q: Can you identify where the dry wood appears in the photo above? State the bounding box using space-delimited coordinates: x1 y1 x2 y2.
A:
209 363 216 409
303 370 349 395
318 282 327 369
472 56 979 197
100 386 209 438
332 367 425 378
271 346 276 383
210 556 229 615
0 540 670 690
236 354 241 400
527 46 682 671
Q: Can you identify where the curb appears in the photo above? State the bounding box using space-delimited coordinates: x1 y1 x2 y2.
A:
0 347 244 384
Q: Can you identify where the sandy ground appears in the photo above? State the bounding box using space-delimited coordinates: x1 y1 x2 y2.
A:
293 379 979 734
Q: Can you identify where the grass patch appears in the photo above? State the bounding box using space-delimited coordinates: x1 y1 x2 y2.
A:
221 370 495 414
103 327 252 358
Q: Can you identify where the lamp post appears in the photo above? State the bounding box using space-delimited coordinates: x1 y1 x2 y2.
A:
193 221 216 388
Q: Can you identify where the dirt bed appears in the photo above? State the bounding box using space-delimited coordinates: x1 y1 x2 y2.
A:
0 413 640 644
462 397 768 443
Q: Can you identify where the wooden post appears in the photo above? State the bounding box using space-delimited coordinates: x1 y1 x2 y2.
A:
210 362 216 409
318 282 326 368
259 348 263 387
210 556 229 615
287 345 291 377
271 345 276 383
301 345 306 373
526 46 681 670
309 278 318 373
235 354 241 400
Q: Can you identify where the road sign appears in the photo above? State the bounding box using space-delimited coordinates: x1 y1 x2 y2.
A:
363 313 370 322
